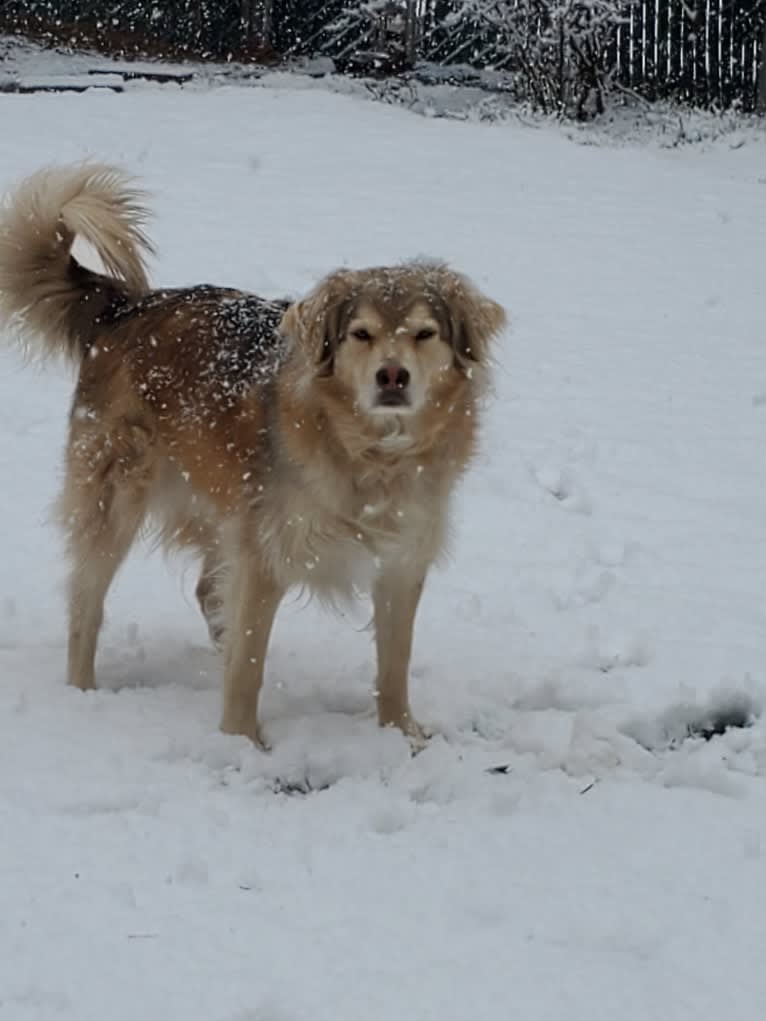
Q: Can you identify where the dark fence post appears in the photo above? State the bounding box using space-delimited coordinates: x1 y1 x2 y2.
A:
708 0 720 106
758 6 766 110
644 0 657 98
693 0 708 105
656 0 670 93
723 0 735 105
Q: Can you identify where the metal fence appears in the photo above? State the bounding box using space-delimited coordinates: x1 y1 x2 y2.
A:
608 0 765 110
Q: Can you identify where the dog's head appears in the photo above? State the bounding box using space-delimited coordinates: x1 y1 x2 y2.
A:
279 262 506 418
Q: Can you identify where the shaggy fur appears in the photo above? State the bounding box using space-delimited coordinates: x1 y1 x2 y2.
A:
0 162 506 748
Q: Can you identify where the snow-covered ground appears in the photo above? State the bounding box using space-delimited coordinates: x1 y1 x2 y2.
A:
2 68 766 1021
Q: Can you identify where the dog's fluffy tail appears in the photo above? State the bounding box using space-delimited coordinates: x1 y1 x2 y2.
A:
0 162 154 361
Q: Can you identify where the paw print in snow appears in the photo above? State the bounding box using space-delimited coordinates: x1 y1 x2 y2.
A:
531 463 592 515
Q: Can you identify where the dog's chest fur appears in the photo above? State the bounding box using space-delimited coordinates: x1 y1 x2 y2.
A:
256 442 447 598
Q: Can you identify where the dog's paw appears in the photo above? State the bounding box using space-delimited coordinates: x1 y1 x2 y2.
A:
67 675 97 692
404 717 431 755
381 712 431 753
220 715 271 752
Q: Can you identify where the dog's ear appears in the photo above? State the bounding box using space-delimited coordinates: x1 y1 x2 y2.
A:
279 270 357 375
437 269 506 367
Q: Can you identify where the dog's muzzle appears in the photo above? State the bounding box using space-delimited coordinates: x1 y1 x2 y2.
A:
375 362 410 408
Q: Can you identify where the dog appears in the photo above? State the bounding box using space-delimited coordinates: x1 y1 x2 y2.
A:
0 163 506 748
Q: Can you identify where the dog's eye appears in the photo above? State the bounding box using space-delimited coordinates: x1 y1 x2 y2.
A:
415 328 435 342
351 328 372 342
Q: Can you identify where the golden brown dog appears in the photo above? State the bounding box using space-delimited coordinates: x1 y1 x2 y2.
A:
0 163 506 748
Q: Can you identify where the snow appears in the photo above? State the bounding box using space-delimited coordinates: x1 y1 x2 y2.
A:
2 65 766 1020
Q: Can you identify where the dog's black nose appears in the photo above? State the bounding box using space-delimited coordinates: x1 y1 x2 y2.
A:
376 363 410 390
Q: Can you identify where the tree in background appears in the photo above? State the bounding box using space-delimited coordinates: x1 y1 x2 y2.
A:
448 0 627 117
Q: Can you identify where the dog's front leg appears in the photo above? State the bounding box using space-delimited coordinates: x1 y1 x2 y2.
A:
220 555 283 749
372 565 429 745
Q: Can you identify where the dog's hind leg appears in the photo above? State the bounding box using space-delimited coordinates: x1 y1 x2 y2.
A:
170 519 226 651
57 418 155 691
196 546 226 651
